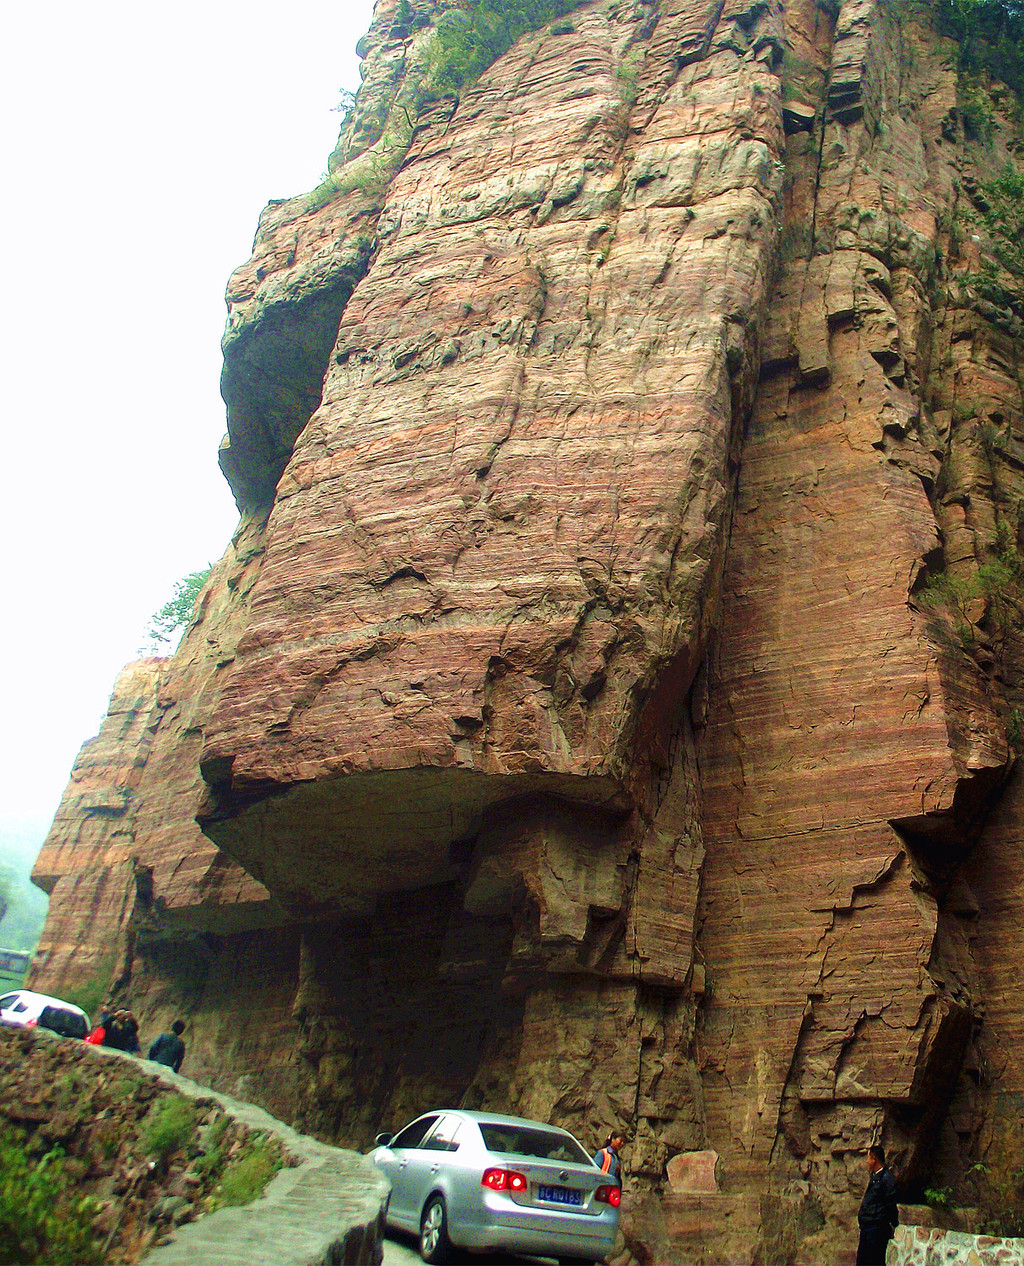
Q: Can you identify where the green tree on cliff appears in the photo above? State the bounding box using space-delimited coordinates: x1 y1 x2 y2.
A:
933 0 1024 94
427 0 584 97
143 566 211 653
978 166 1024 286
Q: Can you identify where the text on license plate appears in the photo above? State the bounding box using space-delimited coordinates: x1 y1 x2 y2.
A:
538 1184 583 1206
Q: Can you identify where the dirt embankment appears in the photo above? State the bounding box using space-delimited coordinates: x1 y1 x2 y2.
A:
0 1026 292 1263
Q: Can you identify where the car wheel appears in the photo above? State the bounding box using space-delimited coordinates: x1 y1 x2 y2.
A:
420 1194 452 1264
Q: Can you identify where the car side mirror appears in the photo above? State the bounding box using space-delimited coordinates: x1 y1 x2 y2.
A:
374 1132 393 1148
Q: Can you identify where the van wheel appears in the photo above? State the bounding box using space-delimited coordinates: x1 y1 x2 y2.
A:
420 1195 452 1263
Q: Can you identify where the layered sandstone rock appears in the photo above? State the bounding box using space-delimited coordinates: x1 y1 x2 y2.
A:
696 0 1011 1240
199 0 784 920
30 0 1024 1260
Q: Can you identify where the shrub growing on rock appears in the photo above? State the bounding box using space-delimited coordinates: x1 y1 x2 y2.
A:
427 0 585 97
0 1125 102 1265
213 1135 284 1209
932 0 1024 96
143 1095 197 1163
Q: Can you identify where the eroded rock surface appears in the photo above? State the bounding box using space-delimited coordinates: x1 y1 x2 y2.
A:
29 0 1024 1260
198 0 784 918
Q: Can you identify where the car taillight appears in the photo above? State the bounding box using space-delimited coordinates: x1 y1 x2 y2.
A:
482 1167 528 1193
25 1018 37 1028
595 1184 621 1207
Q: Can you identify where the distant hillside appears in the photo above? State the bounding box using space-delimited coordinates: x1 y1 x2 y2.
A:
0 831 48 955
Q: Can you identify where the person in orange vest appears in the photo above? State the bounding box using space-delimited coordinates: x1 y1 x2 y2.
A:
593 1131 626 1180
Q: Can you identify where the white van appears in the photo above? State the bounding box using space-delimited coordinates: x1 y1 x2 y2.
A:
0 989 90 1039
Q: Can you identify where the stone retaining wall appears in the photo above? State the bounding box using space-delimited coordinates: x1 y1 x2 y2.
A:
1 1026 389 1266
134 1052 390 1266
890 1223 1024 1266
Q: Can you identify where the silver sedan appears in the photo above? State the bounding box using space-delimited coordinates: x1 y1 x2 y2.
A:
370 1109 620 1264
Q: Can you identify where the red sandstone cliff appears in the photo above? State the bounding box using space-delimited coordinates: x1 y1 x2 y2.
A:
29 0 1024 1259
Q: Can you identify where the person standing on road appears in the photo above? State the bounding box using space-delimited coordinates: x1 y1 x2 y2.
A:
147 1019 187 1073
857 1143 899 1265
593 1130 626 1180
121 1010 141 1054
103 1009 127 1050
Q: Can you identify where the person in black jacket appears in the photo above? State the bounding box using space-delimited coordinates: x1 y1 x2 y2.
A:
121 1010 141 1055
857 1144 899 1265
102 1009 127 1050
147 1019 186 1073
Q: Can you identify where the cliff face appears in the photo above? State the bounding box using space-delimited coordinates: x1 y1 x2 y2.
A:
30 0 1024 1258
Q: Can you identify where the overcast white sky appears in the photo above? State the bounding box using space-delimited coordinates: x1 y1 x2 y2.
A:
0 0 376 872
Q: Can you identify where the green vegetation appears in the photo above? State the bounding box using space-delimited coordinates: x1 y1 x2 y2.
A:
934 0 1024 98
615 44 646 104
919 555 1018 635
212 1135 284 1209
325 117 414 199
917 489 1024 649
918 504 1024 756
0 858 47 955
61 955 116 1022
316 0 588 210
310 90 422 204
977 1166 1024 1236
426 0 585 98
918 570 980 644
916 0 1024 304
192 1118 284 1210
924 1184 954 1208
193 1116 230 1178
958 67 997 137
1007 706 1024 750
332 87 357 120
144 566 211 652
0 1126 102 1264
973 165 1024 306
919 1161 1024 1236
143 1096 198 1163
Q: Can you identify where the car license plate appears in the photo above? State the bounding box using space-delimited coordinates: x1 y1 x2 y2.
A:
538 1184 582 1206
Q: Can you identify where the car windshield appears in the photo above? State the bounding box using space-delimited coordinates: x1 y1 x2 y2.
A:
479 1124 591 1165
